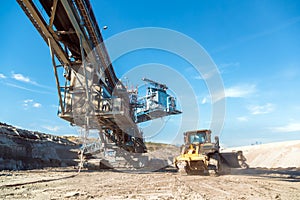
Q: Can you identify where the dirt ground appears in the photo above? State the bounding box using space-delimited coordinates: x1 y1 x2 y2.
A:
1 167 299 200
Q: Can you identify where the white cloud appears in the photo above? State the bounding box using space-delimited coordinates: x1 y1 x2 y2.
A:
24 99 33 103
51 104 58 108
270 123 300 133
194 69 220 80
22 99 42 109
248 103 275 115
201 97 208 104
5 82 55 95
11 73 33 83
196 94 211 104
10 72 56 93
194 73 211 80
23 99 33 109
0 73 6 79
196 84 256 104
194 75 203 80
212 83 256 103
33 103 42 108
237 116 249 122
43 126 60 132
225 84 256 98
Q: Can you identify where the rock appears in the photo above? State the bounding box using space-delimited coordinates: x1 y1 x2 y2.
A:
64 192 80 198
0 122 79 170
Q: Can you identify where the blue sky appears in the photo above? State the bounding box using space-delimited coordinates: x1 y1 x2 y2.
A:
0 1 300 147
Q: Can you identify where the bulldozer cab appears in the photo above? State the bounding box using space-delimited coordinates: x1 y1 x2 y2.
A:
184 130 211 145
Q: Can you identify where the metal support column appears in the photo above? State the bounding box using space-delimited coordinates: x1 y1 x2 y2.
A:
48 38 64 115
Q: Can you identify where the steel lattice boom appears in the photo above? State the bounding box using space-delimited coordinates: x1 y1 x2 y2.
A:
17 0 181 159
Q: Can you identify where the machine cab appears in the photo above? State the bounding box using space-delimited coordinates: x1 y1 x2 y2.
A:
184 130 212 145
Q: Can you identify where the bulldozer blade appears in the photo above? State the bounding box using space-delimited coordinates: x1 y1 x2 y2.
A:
220 152 241 168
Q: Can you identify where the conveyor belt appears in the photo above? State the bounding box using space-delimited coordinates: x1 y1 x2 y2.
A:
17 0 117 89
16 0 147 154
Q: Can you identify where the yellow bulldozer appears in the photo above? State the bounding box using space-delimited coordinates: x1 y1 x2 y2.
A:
174 129 248 175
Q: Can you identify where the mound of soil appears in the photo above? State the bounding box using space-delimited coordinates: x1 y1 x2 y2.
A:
224 140 300 168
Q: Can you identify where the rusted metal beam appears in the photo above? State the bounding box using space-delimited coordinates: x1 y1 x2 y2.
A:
66 0 118 89
49 0 58 28
48 38 65 115
16 0 70 66
60 0 92 55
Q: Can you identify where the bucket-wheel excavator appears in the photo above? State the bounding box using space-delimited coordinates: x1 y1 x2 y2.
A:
17 0 181 169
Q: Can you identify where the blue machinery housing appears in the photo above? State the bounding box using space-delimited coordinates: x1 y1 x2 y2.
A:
134 78 181 123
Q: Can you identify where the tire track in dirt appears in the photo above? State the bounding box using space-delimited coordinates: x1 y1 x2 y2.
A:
1 168 300 199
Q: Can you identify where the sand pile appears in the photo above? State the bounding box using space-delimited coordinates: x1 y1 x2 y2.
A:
227 140 300 168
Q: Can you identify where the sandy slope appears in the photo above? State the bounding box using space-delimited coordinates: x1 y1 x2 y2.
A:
224 140 300 168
